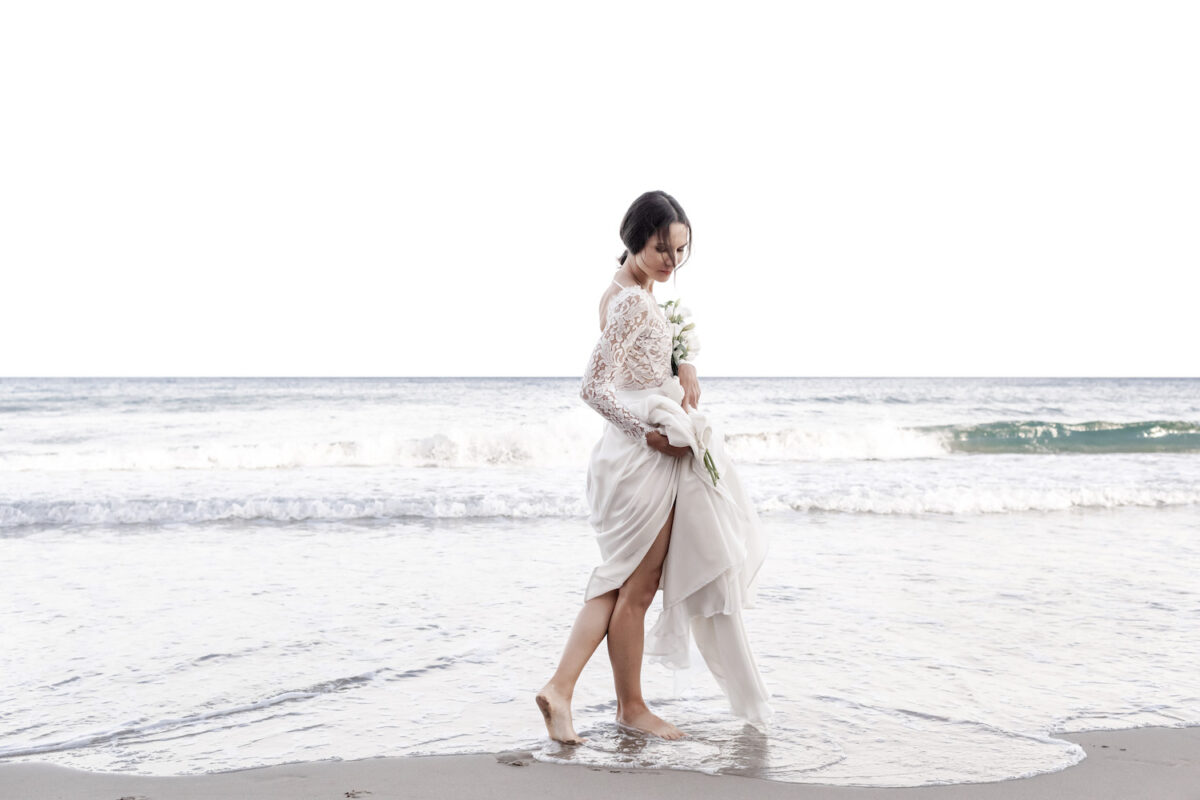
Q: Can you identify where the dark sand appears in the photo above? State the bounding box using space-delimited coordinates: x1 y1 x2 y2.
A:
1 726 1197 800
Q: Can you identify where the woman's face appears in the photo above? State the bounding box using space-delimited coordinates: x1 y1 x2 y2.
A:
633 222 690 281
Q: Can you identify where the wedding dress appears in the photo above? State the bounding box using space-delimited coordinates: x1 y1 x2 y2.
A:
579 278 774 730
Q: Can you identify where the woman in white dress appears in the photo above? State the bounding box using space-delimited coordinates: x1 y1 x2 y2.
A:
536 191 772 745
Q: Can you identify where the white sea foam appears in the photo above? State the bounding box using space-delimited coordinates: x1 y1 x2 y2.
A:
762 485 1200 515
0 425 952 473
0 496 592 527
725 425 950 462
2 483 1199 528
0 423 598 472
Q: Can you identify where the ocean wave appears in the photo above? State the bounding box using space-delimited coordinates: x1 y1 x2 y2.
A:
925 420 1200 454
725 426 949 461
3 485 1197 528
761 485 1200 515
0 496 592 528
2 424 948 470
1 420 1197 474
0 425 595 472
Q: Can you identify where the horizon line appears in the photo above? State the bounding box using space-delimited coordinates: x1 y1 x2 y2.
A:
2 375 1198 381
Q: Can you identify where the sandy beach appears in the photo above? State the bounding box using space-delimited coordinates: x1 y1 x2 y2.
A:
1 726 1196 800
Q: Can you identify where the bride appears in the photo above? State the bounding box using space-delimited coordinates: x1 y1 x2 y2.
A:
536 190 772 744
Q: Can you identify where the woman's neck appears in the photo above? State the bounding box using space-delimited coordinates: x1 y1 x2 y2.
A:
618 266 653 293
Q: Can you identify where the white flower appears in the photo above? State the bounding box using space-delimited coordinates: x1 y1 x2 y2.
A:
667 299 702 372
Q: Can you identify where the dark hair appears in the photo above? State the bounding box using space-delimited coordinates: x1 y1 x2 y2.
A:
616 190 692 275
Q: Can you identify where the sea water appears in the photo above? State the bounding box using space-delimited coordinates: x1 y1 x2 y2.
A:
1 377 1197 786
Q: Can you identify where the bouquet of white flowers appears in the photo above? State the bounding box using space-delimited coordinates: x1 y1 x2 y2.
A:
660 298 702 377
659 298 718 486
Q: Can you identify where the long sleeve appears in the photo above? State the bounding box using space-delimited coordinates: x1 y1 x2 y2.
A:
580 291 655 443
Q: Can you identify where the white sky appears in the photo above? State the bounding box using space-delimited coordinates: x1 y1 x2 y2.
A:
2 1 1197 377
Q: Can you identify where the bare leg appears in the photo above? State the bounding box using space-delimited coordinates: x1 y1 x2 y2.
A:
536 589 617 744
608 499 686 739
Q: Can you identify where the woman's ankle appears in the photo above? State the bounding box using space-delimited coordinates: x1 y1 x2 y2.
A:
615 698 648 717
541 680 574 701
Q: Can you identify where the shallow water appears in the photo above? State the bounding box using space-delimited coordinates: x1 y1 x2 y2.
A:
1 378 1198 785
3 508 1197 785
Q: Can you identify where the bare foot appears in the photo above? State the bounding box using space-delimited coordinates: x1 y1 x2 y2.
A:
615 706 686 740
536 684 586 744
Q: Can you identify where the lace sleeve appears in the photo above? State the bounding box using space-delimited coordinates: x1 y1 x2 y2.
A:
580 291 654 443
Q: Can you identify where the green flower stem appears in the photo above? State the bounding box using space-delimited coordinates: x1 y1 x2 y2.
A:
703 448 720 485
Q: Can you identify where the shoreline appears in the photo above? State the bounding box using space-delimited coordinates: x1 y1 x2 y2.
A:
1 726 1197 800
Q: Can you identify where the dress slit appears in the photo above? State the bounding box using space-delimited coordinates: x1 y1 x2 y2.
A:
656 482 681 593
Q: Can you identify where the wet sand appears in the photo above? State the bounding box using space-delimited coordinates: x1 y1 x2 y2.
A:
1 726 1197 800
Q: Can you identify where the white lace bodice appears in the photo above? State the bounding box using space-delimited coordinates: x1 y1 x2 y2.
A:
580 282 676 442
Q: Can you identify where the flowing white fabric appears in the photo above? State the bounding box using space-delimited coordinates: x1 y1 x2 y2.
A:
581 287 774 728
